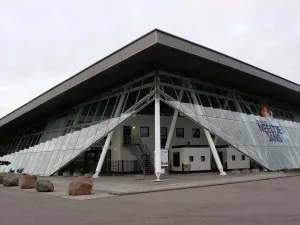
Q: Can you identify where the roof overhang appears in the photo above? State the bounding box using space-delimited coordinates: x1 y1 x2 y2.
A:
1 29 299 137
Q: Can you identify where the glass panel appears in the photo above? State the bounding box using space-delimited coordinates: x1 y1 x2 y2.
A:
75 125 90 150
85 101 99 123
78 104 91 125
236 121 253 146
274 147 288 169
262 147 277 170
67 127 81 150
94 99 107 122
44 151 59 175
218 118 236 146
207 117 224 141
208 96 225 118
246 146 260 164
227 120 244 146
197 94 215 117
39 152 52 175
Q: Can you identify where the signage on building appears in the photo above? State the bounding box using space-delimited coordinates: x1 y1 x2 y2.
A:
256 105 287 143
161 149 169 167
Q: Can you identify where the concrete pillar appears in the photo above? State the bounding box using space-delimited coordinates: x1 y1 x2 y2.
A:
154 96 162 181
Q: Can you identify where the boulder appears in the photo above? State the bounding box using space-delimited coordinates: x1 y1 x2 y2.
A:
0 174 4 184
3 175 19 187
68 176 93 196
35 180 54 192
20 175 37 189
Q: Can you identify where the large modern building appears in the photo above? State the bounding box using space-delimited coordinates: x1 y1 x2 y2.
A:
1 29 300 179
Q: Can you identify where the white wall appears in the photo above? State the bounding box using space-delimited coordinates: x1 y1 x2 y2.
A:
111 114 227 161
171 147 211 171
225 147 250 169
110 114 252 173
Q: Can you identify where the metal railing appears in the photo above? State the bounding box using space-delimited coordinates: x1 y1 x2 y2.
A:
131 135 154 167
124 135 154 175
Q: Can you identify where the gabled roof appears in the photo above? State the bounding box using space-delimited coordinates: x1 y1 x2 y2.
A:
1 29 299 136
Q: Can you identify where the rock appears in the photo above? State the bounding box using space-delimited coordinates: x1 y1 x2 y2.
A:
35 180 54 192
20 175 37 189
68 176 93 196
3 175 19 187
0 174 4 184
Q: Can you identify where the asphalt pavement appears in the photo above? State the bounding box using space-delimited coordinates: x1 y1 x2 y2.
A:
1 176 300 224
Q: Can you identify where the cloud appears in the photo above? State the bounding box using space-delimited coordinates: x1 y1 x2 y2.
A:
0 0 299 117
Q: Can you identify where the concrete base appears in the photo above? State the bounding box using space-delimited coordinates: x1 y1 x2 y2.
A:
73 172 82 177
135 175 145 180
63 171 70 177
85 173 93 178
231 170 241 175
251 168 260 173
241 169 251 174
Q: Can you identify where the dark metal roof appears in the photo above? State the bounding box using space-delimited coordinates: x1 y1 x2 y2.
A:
1 29 299 136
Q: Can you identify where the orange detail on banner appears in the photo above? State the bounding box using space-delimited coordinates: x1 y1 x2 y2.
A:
261 105 271 117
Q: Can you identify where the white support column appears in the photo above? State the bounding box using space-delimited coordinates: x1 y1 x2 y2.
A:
92 91 127 178
165 90 184 150
154 96 162 181
186 80 226 175
204 129 226 175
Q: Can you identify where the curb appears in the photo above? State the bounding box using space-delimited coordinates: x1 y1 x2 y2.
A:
107 174 300 196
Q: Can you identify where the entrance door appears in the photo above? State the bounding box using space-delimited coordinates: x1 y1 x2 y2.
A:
123 126 132 144
218 152 223 164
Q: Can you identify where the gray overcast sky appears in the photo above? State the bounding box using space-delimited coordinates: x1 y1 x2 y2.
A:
0 0 299 118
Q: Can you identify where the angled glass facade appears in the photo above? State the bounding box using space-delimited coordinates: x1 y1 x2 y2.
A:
0 74 156 175
158 71 300 171
1 71 300 175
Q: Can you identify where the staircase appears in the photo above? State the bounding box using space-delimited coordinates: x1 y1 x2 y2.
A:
123 135 154 175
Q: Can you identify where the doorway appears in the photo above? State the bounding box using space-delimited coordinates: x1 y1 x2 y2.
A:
123 126 132 144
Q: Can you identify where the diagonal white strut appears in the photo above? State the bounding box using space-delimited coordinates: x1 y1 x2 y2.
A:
165 90 184 150
186 81 226 175
92 90 127 178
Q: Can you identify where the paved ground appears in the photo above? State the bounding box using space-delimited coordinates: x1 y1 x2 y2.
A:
34 172 298 198
1 176 300 225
